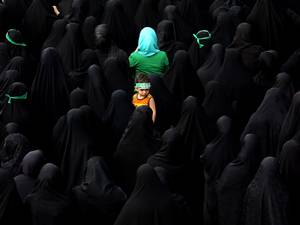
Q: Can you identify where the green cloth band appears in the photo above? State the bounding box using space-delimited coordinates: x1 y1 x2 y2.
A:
6 30 27 47
135 83 151 89
5 92 28 104
193 30 211 48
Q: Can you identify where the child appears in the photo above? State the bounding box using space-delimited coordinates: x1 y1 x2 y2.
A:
132 73 156 122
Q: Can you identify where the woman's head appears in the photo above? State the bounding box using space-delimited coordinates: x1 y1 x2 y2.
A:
137 27 159 57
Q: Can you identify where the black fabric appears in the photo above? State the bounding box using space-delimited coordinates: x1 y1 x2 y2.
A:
14 150 45 202
163 50 204 103
0 42 9 73
281 48 300 91
94 23 129 68
103 56 133 96
201 115 236 225
246 0 290 58
241 87 290 158
135 0 161 31
202 81 233 132
113 163 191 225
23 0 60 56
83 64 109 119
82 16 97 49
25 163 76 225
72 156 127 225
0 82 31 137
69 48 99 89
162 4 194 45
278 91 300 155
176 0 211 32
216 134 261 225
188 32 212 71
113 106 160 194
175 96 212 161
0 70 21 106
1 56 27 85
149 74 180 133
228 22 264 73
30 47 69 155
211 10 237 47
56 22 82 74
279 139 300 225
157 19 187 63
101 0 137 54
0 169 31 225
252 50 280 106
102 89 134 154
53 105 103 191
0 133 33 177
242 156 288 225
42 18 67 50
197 43 225 88
69 87 88 109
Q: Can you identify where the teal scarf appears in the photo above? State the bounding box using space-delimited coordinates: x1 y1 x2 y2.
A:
137 27 160 57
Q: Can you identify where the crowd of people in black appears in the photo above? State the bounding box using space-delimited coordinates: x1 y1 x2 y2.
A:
1 0 300 224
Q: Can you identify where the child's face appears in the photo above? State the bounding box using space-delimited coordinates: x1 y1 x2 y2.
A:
137 88 149 97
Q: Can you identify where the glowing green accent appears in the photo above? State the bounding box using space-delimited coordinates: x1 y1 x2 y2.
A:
6 29 27 47
5 92 28 104
135 83 151 89
193 30 211 49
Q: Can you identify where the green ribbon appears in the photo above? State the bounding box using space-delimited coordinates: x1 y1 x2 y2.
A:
135 82 151 89
6 29 27 47
193 30 211 49
5 92 28 104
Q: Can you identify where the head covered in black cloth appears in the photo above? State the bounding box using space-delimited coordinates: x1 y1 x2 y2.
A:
0 70 21 106
0 133 33 177
68 48 99 89
0 82 31 136
72 156 127 225
242 156 288 225
83 64 109 119
216 133 261 225
277 91 300 155
162 4 194 45
113 105 160 194
101 0 137 53
53 105 104 191
156 19 187 63
102 89 134 153
30 47 69 152
14 149 45 202
25 163 76 225
103 56 133 95
241 86 291 158
69 87 88 109
197 43 225 87
135 0 161 31
56 22 82 74
201 115 236 225
82 16 97 49
175 96 211 161
113 163 191 225
42 18 67 50
164 50 205 103
148 74 180 133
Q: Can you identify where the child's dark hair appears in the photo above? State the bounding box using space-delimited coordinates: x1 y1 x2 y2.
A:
135 73 150 83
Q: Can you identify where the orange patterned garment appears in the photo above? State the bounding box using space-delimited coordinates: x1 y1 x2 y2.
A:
132 93 153 108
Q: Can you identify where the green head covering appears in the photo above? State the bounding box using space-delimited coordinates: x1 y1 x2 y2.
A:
137 27 160 57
